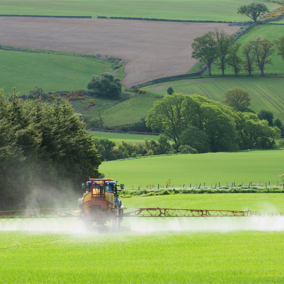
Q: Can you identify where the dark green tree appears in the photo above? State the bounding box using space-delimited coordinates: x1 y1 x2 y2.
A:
191 32 218 76
237 3 269 22
87 72 121 99
258 110 274 126
167 87 174 95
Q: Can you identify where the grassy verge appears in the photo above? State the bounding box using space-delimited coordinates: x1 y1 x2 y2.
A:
0 0 278 21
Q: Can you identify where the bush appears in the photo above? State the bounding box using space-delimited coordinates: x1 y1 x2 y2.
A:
87 72 121 99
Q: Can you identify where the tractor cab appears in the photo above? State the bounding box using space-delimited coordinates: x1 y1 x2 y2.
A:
78 178 124 226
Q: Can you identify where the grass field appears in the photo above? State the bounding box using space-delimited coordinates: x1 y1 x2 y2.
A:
90 131 159 144
100 150 284 187
211 25 284 75
122 193 284 212
0 0 278 21
0 49 119 96
144 76 284 121
0 230 283 283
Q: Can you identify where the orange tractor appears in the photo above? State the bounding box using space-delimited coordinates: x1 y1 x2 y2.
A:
77 178 124 228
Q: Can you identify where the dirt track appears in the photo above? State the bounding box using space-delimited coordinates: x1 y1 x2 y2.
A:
0 17 240 87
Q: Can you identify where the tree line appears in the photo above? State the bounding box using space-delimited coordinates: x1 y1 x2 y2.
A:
146 93 281 153
0 91 102 208
192 31 284 76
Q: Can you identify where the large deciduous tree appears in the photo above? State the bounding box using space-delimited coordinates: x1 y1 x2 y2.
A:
214 31 235 76
227 42 243 76
224 88 251 112
242 40 258 75
254 38 275 75
191 32 218 76
237 3 269 22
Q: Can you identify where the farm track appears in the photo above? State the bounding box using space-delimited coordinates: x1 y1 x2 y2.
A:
0 17 240 87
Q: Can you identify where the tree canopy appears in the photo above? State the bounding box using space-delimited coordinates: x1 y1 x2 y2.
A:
0 91 102 208
146 93 279 153
87 72 122 99
237 3 269 22
224 87 251 111
191 32 218 76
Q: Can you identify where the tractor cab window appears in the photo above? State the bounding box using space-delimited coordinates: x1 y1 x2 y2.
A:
105 184 113 192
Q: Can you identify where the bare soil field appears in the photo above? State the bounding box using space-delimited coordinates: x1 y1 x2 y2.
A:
0 17 240 87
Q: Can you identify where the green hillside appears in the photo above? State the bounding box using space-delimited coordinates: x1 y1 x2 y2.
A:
0 49 121 96
73 93 160 127
144 76 284 121
100 150 284 187
0 0 278 21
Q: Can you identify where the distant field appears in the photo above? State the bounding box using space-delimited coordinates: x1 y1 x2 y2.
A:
100 150 284 187
211 25 284 75
0 49 115 96
144 76 284 121
0 0 277 21
90 131 159 144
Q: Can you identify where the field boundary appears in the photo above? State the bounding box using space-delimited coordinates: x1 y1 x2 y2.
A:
0 15 92 18
97 16 233 23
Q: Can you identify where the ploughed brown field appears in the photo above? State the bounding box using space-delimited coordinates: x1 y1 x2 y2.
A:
0 17 240 87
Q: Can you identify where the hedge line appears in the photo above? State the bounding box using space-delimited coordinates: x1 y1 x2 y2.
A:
0 15 92 18
97 16 232 23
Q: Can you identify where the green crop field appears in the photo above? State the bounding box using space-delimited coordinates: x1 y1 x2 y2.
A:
1 193 284 283
0 0 278 22
1 230 284 283
0 49 121 97
211 25 284 75
144 76 284 121
90 131 159 144
100 150 284 187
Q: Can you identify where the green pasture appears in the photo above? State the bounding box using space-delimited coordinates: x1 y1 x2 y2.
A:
0 0 278 21
90 131 159 144
1 230 284 283
0 49 120 97
144 76 284 121
211 25 284 75
123 193 284 212
100 150 284 187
